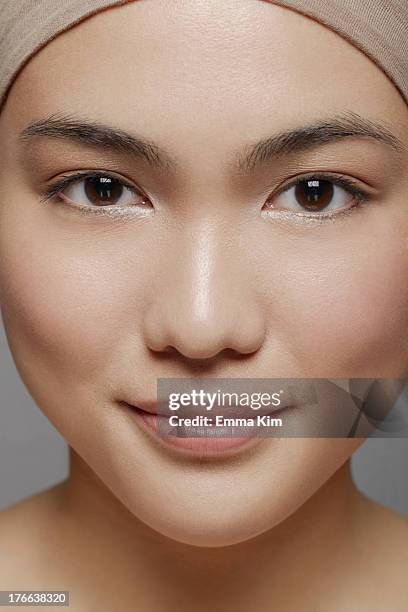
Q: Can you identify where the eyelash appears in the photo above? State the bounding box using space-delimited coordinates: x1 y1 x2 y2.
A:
264 172 370 222
40 170 147 216
41 170 371 221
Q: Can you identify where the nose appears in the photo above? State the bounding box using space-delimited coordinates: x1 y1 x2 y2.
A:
143 220 265 360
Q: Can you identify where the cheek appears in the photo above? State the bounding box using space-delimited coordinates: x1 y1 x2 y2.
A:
0 207 146 393
258 216 408 377
298 250 408 375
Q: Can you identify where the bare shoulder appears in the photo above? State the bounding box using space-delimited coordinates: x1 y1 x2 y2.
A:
0 482 68 588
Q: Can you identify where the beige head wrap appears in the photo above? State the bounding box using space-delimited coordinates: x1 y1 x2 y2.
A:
0 0 407 111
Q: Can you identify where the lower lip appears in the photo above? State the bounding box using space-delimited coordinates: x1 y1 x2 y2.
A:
124 404 265 457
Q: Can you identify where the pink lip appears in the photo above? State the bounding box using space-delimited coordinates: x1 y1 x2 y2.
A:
121 402 265 458
125 399 287 418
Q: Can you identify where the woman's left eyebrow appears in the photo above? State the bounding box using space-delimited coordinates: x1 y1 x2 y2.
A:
235 111 406 174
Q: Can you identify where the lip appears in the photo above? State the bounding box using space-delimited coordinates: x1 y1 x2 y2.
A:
119 401 274 458
124 399 287 418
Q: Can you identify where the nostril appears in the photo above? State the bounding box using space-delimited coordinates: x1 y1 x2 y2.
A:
148 346 255 377
142 281 266 360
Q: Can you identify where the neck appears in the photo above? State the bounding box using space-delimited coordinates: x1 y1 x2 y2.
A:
57 447 364 611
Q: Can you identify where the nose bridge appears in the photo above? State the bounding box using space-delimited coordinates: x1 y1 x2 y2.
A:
191 219 219 323
143 218 265 359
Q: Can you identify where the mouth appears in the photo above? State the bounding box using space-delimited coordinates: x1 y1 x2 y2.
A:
119 400 285 458
122 398 290 417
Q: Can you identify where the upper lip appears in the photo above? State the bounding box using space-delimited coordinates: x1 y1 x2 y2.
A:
122 400 290 418
125 401 167 415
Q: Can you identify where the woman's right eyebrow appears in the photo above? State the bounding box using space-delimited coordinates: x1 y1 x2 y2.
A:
19 113 177 172
19 110 405 175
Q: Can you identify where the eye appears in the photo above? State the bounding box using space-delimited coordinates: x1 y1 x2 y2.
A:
51 173 151 209
264 176 367 216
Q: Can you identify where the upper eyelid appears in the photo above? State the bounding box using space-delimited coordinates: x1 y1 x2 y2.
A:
56 171 135 187
43 170 143 200
44 169 371 205
273 172 369 196
53 169 364 188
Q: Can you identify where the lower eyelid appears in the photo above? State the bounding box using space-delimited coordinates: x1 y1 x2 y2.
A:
51 193 153 219
43 172 370 222
261 200 364 226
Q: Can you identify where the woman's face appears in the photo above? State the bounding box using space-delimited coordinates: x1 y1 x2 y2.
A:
0 0 407 546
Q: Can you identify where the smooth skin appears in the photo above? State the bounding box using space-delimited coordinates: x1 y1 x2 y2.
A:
0 1 408 610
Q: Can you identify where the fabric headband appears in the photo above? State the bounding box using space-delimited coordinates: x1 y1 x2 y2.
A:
0 0 407 111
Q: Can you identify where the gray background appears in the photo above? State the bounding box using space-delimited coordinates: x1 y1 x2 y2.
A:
0 320 407 515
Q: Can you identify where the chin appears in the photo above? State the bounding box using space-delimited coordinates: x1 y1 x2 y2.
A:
96 468 315 548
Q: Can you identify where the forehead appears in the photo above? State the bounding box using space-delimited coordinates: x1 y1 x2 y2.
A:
4 0 407 148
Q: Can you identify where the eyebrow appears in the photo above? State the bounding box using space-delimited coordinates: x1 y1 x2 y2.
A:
20 111 404 175
237 111 404 173
20 113 176 171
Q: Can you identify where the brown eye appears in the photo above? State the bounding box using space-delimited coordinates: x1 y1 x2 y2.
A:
294 180 334 212
58 174 150 209
266 177 358 215
84 176 125 206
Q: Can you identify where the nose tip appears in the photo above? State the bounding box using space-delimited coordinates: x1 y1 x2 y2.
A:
142 220 266 363
145 308 265 360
